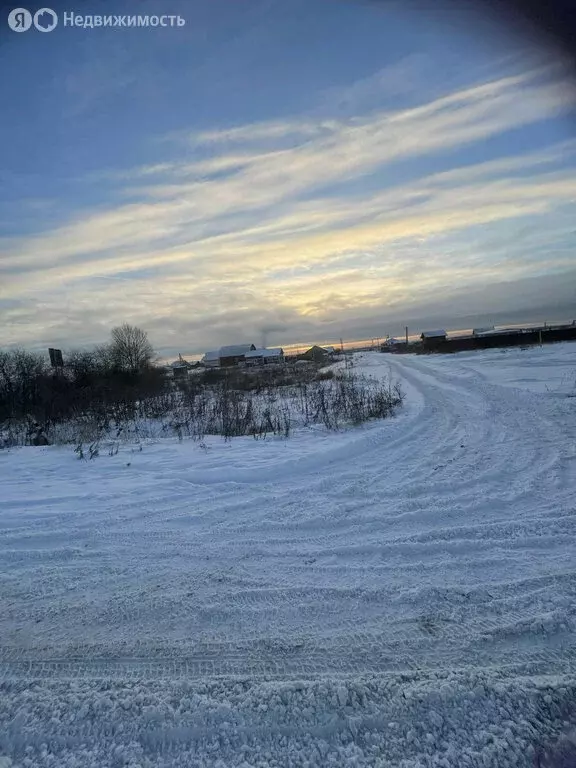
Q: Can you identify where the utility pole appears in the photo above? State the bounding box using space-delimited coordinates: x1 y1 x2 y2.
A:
405 327 409 345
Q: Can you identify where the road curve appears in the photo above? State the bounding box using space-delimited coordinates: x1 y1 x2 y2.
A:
0 349 575 767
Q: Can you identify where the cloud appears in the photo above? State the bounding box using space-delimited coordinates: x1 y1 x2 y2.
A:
59 42 142 118
2 62 576 354
315 54 429 116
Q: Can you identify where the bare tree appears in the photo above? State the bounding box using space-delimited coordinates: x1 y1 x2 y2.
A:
109 324 154 373
93 343 115 374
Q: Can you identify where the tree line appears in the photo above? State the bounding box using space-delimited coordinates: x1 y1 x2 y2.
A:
0 324 162 437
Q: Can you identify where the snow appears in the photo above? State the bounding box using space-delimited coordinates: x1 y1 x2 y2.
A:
1 344 575 766
422 343 576 396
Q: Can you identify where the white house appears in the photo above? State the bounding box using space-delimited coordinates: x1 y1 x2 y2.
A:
381 337 404 352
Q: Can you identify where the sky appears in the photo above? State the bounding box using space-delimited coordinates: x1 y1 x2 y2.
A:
1 0 576 360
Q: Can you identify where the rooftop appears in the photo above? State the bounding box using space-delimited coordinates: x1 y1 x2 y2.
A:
218 344 255 357
245 348 284 358
421 329 447 339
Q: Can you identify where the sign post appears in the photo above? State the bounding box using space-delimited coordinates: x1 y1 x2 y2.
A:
48 348 64 368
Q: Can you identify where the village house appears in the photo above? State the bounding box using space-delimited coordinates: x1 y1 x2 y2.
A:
299 345 334 364
244 348 285 367
217 344 256 367
169 359 190 380
201 350 220 368
420 329 447 351
381 337 406 353
202 343 339 369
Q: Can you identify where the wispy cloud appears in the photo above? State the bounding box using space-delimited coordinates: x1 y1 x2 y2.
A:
2 61 576 353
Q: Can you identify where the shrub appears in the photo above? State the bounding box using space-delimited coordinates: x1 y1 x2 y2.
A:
0 347 402 447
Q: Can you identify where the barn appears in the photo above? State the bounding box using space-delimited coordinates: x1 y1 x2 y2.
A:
300 345 332 364
420 329 447 351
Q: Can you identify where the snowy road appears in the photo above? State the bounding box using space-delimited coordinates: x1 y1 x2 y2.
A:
1 346 575 766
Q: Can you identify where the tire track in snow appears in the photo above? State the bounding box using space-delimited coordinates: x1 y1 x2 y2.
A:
1 645 575 681
0 351 574 689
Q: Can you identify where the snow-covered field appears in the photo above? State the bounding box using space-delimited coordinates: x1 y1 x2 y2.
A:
1 345 575 767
